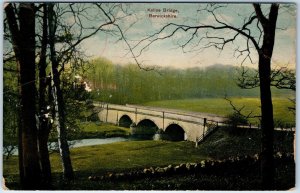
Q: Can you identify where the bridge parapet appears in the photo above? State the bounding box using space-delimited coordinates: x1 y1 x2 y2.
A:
137 108 163 118
109 104 136 112
164 112 205 124
126 104 226 123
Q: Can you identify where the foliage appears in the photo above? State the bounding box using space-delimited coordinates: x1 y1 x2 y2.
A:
48 70 94 144
225 112 249 128
3 87 19 159
86 58 294 105
223 96 254 128
3 62 19 159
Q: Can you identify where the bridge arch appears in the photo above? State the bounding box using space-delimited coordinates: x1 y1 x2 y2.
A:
119 115 133 128
132 119 159 139
164 123 185 141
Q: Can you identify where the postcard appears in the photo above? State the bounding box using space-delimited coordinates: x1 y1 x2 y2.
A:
2 2 296 190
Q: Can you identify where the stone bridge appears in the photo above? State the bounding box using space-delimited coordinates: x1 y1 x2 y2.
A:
95 103 227 142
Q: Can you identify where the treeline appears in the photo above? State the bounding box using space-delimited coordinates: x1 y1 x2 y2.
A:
86 58 292 104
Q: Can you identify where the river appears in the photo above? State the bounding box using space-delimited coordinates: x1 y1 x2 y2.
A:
5 137 129 156
70 137 129 148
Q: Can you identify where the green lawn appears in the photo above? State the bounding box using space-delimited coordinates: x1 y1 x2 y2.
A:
143 97 295 125
3 140 207 176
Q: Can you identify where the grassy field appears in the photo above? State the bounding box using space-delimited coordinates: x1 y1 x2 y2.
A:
143 97 295 125
3 127 294 190
76 122 131 139
3 141 206 176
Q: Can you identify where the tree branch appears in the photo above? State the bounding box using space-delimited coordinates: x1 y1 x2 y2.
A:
224 96 259 120
253 3 268 25
132 4 261 60
270 67 295 90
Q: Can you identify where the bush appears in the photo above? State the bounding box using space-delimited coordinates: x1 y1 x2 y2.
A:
225 112 249 128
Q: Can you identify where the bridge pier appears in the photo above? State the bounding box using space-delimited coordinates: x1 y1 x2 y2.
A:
162 111 165 130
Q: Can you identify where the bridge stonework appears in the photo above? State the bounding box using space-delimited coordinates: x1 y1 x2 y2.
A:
96 103 225 142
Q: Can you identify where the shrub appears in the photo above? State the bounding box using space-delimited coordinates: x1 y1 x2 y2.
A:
225 112 249 128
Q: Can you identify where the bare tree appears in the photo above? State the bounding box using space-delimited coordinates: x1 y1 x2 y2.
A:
131 3 295 189
46 2 135 180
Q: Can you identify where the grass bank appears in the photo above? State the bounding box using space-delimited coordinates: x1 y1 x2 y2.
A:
143 97 295 125
74 122 130 139
3 126 294 190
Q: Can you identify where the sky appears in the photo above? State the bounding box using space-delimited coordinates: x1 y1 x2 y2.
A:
78 3 296 69
2 2 295 69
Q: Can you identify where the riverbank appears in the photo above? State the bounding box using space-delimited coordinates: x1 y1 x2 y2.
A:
73 122 131 140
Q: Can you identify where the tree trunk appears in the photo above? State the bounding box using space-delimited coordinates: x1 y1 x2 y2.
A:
258 53 274 190
38 74 51 185
38 129 51 183
48 3 74 180
19 3 42 189
256 4 278 190
51 71 74 180
5 3 42 189
38 4 52 186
